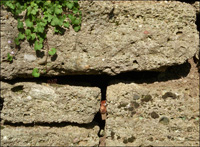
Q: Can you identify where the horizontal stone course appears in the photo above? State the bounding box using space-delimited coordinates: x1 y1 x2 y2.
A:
1 81 101 124
1 124 99 146
1 1 199 79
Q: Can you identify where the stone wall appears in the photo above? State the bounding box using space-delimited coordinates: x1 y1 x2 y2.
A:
1 1 199 146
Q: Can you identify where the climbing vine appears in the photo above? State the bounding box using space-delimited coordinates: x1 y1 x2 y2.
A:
1 0 82 77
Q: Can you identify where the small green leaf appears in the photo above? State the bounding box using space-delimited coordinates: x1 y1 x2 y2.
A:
34 23 45 33
34 41 43 50
31 33 36 40
31 7 38 15
17 19 24 29
48 48 56 56
7 53 13 62
46 13 53 22
64 21 70 28
73 18 81 25
14 37 20 45
68 14 75 22
73 25 81 32
66 2 74 9
18 32 25 40
54 5 63 14
32 68 40 77
51 16 62 26
6 1 15 9
25 18 33 28
25 29 31 40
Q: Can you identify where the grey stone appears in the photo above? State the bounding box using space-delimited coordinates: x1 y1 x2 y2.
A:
1 124 99 146
0 1 199 80
0 81 101 124
24 54 36 62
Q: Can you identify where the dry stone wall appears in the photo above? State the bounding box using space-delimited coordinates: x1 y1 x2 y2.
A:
1 1 199 146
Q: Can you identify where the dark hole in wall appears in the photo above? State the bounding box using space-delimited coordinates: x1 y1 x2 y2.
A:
176 0 196 4
0 98 4 122
109 61 191 85
11 85 24 92
93 112 105 137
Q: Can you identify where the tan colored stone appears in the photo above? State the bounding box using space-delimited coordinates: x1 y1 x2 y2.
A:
0 1 199 79
1 81 101 124
1 124 99 146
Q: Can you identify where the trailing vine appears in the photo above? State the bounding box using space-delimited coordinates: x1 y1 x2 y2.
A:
1 0 82 77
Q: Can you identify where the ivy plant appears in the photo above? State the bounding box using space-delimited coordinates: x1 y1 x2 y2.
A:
2 0 82 77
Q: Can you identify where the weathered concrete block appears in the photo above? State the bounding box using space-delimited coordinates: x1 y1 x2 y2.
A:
1 1 199 79
1 124 99 146
106 78 199 146
1 82 101 124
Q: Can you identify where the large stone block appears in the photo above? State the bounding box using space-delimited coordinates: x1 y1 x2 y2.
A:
1 124 99 146
1 1 199 79
106 71 199 146
1 82 101 124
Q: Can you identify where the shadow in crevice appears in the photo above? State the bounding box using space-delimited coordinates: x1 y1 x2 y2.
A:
93 112 105 137
2 61 191 86
196 11 200 32
108 61 191 85
3 120 98 129
176 0 196 4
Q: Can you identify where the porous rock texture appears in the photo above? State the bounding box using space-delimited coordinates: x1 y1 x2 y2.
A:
1 124 99 146
106 59 199 146
1 1 199 80
1 81 101 124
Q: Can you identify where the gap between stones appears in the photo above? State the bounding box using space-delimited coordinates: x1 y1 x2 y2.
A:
0 61 192 146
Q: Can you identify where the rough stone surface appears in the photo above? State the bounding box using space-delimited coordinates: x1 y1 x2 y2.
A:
106 59 199 146
1 124 99 146
1 1 199 79
0 82 101 124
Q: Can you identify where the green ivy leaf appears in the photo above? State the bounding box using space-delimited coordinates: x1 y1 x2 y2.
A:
31 7 38 15
32 68 40 77
17 19 24 29
46 13 53 22
31 33 36 40
6 1 15 9
34 23 45 33
25 29 31 40
34 41 43 50
73 18 81 25
25 18 33 28
73 25 81 32
66 2 74 9
64 21 70 28
68 14 75 22
48 48 56 56
54 5 63 14
14 37 20 45
18 32 25 40
51 16 62 26
7 53 13 62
